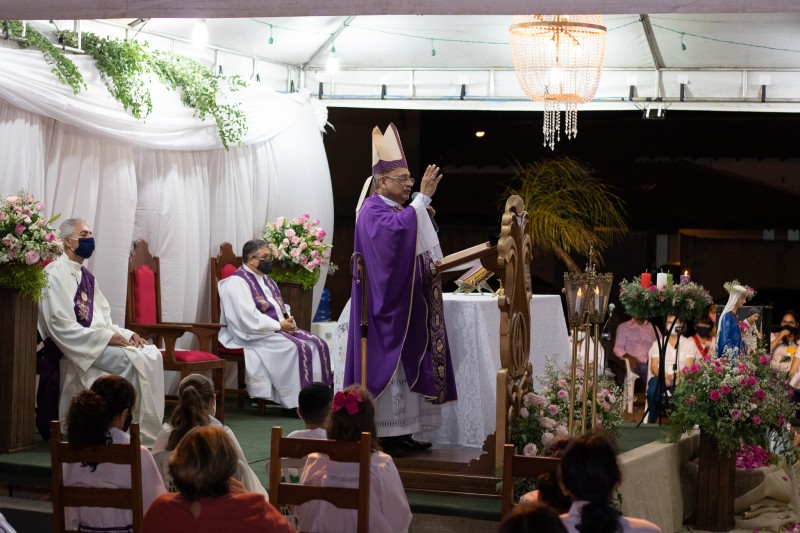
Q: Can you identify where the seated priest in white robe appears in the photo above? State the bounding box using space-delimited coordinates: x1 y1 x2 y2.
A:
218 239 333 408
36 217 164 445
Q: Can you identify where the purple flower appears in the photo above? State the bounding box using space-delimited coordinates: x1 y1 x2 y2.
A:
710 390 721 401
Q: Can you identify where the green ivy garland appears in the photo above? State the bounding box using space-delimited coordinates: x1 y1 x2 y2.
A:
6 21 85 94
148 51 247 150
6 21 247 149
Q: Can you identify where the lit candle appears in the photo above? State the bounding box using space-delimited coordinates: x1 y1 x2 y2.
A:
656 273 667 290
666 273 674 287
594 286 600 311
680 271 690 285
641 272 652 288
575 288 584 313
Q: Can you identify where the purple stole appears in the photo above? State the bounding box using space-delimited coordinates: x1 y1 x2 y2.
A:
36 265 96 440
232 267 332 387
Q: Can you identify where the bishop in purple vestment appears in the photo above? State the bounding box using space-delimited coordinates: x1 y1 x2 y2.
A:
345 123 457 456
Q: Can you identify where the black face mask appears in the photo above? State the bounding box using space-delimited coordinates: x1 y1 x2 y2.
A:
257 259 273 275
695 326 712 338
70 237 95 259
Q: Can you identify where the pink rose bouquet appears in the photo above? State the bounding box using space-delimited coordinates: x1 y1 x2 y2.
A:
262 214 335 290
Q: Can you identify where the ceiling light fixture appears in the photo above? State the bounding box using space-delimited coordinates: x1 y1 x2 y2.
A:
509 15 607 150
191 18 209 49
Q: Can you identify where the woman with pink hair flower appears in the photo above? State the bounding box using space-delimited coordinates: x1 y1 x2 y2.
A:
295 386 412 533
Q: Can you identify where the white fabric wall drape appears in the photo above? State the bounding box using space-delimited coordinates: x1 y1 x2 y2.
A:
0 47 333 327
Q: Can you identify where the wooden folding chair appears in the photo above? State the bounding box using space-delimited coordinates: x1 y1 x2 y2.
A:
501 443 562 518
269 426 371 533
50 420 143 533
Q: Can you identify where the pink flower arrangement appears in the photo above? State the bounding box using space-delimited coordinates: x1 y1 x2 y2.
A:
262 214 335 290
0 190 63 299
669 351 797 457
735 444 773 471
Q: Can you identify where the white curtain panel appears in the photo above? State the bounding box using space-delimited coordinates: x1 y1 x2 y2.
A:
0 46 333 328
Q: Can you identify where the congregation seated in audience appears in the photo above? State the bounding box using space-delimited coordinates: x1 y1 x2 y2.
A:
63 375 166 532
559 430 661 533
287 382 333 440
144 426 293 532
519 435 573 513
151 374 266 496
295 385 412 533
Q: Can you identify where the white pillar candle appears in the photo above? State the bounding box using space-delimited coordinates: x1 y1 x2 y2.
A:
656 273 668 289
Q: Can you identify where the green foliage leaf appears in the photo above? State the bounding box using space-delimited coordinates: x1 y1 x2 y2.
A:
504 157 628 271
8 21 85 94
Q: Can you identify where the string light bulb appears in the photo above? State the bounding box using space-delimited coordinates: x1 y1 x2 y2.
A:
430 38 437 57
326 37 340 75
191 18 209 49
268 24 274 45
680 32 687 51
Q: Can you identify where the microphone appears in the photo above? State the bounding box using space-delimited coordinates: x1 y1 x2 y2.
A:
411 192 439 233
601 303 615 341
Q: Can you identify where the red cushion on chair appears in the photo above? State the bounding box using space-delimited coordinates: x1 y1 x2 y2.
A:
220 264 237 279
161 349 221 363
134 265 157 324
218 346 244 357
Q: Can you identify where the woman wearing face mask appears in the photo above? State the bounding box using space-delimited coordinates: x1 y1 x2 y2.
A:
62 375 167 532
645 315 700 423
690 316 714 358
151 374 267 497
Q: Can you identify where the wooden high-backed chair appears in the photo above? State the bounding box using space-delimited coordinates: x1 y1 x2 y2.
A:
50 420 143 533
209 242 247 408
269 426 371 533
125 239 225 421
500 443 562 518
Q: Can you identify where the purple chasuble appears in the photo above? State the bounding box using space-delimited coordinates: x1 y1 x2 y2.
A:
345 194 457 404
36 266 96 440
232 267 332 386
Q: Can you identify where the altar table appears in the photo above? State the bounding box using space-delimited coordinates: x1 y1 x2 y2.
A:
332 293 571 448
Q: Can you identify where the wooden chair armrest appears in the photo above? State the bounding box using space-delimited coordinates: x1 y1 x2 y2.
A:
129 323 191 355
161 322 223 353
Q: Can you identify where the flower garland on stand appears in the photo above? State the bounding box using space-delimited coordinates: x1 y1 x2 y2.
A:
0 191 62 300
618 276 713 423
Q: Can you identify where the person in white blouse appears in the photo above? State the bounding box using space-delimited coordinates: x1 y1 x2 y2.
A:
151 374 266 497
62 375 166 532
295 386 412 533
218 239 332 409
646 315 699 423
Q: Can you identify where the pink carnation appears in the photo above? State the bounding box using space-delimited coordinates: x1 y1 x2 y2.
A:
519 407 529 419
285 228 296 238
755 389 766 400
548 404 559 415
752 415 762 426
291 235 300 244
14 224 25 234
721 385 731 395
730 409 741 420
557 389 567 399
523 443 538 456
709 390 721 401
275 216 285 226
316 229 326 240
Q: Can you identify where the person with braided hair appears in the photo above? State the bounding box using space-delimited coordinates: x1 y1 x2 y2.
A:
559 431 661 533
62 375 166 532
151 374 266 497
295 385 412 533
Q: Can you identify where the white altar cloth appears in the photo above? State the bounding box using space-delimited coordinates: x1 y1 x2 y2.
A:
332 293 571 448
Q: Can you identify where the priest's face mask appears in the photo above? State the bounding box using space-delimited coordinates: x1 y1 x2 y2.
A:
65 224 95 259
251 248 272 275
379 168 414 204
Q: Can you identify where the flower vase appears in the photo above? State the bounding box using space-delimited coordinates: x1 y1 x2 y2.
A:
0 286 38 452
696 430 735 531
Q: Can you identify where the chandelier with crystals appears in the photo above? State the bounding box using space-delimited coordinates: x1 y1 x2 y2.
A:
509 15 607 150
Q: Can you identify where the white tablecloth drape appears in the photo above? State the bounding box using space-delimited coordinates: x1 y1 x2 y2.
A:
332 293 571 448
